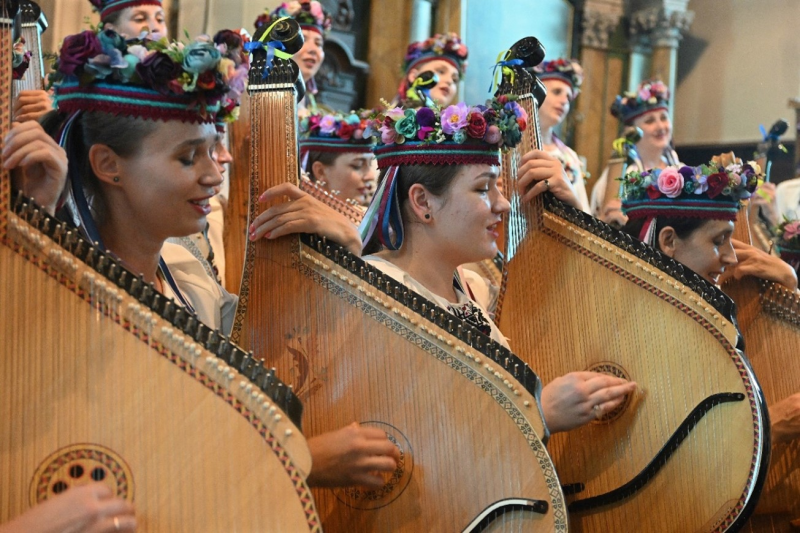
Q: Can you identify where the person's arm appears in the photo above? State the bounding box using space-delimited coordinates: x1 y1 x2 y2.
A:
249 182 362 255
5 121 68 216
0 483 135 533
769 393 800 444
541 371 638 433
306 422 401 488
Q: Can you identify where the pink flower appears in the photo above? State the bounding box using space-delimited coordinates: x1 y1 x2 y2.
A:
379 123 397 144
309 1 324 19
440 102 469 135
784 221 800 241
729 172 741 187
657 167 684 198
319 115 337 135
385 107 405 122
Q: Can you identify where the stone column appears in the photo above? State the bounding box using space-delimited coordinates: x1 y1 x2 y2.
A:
629 2 693 122
572 0 624 192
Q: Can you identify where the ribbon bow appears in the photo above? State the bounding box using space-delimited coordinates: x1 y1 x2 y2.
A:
489 50 524 93
244 17 295 78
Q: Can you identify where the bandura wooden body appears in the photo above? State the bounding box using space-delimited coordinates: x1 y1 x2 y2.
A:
726 203 800 532
223 91 250 294
233 26 567 532
494 39 769 532
0 11 320 530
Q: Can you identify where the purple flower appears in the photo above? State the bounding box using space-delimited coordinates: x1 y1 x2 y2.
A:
136 51 182 95
440 102 469 135
484 125 501 144
678 166 694 181
379 122 398 144
319 115 337 135
416 107 436 128
58 30 104 77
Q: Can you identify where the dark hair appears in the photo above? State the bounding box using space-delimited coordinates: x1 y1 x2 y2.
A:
621 215 708 251
40 109 159 224
363 163 463 254
102 11 123 26
306 150 341 182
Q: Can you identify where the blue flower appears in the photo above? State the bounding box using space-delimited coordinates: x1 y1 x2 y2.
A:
183 42 222 75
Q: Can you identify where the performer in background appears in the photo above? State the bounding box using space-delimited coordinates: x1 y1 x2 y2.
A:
299 109 377 207
393 33 467 108
592 79 680 226
360 101 637 436
533 58 590 213
255 0 331 113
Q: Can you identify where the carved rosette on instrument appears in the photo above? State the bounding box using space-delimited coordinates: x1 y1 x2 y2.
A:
585 361 633 423
334 421 413 509
30 444 133 504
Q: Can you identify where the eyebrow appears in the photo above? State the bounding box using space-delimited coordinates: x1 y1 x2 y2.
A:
174 137 212 151
475 171 499 180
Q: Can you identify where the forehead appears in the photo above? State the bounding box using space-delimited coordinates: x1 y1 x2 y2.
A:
122 5 164 18
419 59 459 75
635 109 669 124
542 78 572 93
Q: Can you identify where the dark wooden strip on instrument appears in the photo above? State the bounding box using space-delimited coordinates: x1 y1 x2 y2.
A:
465 498 550 532
11 190 304 428
568 392 746 513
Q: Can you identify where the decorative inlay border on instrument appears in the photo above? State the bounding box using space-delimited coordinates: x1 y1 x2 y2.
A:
4 193 321 532
295 234 568 531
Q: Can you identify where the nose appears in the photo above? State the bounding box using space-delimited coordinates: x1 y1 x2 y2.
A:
720 240 738 268
494 189 511 215
201 156 224 189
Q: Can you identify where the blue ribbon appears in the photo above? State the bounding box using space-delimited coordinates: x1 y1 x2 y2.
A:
244 40 288 79
489 58 524 93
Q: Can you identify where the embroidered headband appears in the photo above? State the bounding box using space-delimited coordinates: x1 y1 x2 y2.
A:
533 58 583 97
254 0 331 36
89 0 162 20
621 161 762 244
610 79 670 124
359 97 527 251
49 28 245 124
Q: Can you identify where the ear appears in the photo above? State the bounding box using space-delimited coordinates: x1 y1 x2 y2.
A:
406 67 420 84
311 160 328 182
88 144 123 187
406 183 434 223
658 226 678 257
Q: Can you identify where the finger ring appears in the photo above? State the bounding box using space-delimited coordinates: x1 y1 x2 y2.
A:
593 404 603 419
543 179 550 191
114 517 121 531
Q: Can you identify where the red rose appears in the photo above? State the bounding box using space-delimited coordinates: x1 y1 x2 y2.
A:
517 117 527 132
646 184 662 199
196 70 216 90
337 122 356 140
466 112 487 139
706 172 728 199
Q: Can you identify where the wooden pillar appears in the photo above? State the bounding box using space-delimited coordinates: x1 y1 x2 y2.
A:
572 1 624 193
365 0 413 107
434 0 463 35
789 98 800 177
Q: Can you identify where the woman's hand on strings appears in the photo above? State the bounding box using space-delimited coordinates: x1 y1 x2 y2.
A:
3 121 68 216
541 371 638 433
250 182 362 255
723 239 798 291
516 149 581 209
306 422 401 489
0 483 136 533
12 90 53 124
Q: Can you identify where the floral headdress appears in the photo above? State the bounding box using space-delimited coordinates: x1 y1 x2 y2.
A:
212 28 251 130
299 109 375 170
397 33 468 101
49 28 245 124
610 79 670 124
49 27 247 253
621 161 762 245
359 97 527 250
533 58 583 98
775 218 800 271
89 0 162 21
12 37 31 81
254 1 331 35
